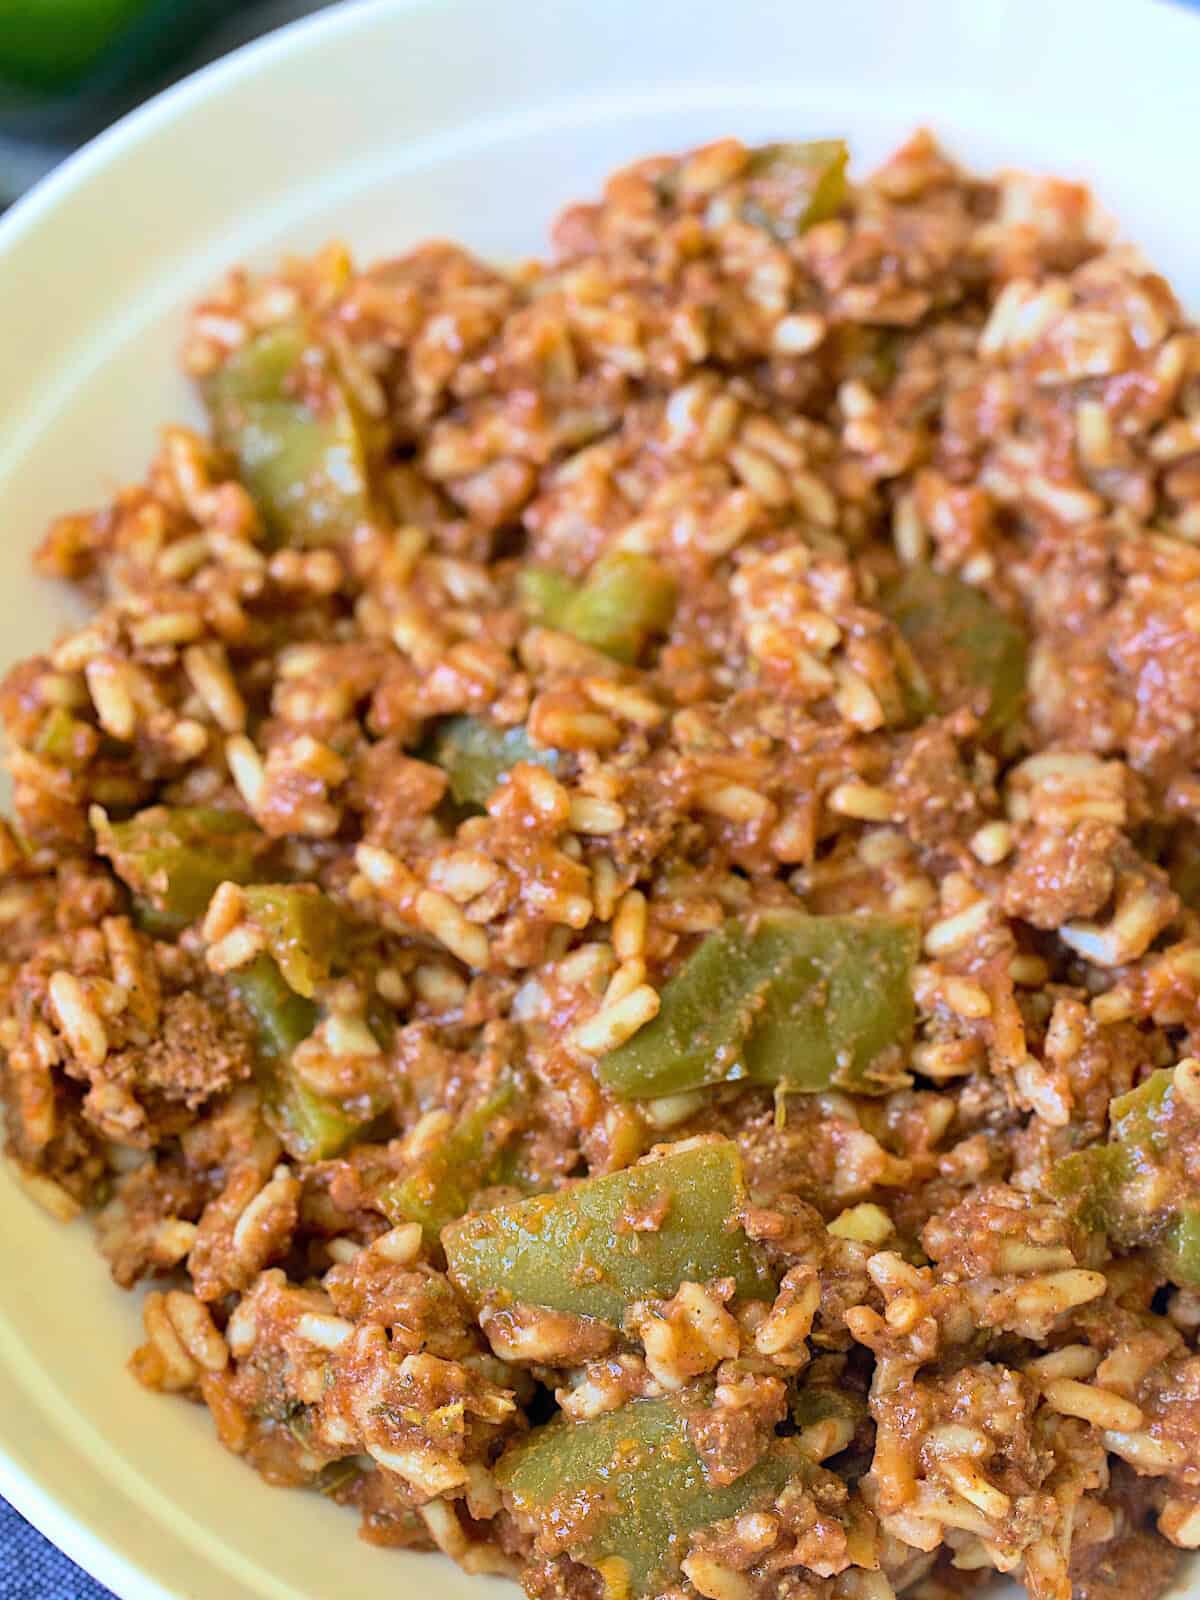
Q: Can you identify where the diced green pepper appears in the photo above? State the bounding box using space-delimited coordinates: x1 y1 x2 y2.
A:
880 566 1027 735
379 1074 524 1242
496 1388 819 1598
442 1140 774 1324
315 1458 364 1499
1052 1067 1200 1283
518 567 578 623
521 552 677 664
1050 1143 1127 1237
95 805 263 933
206 321 369 547
740 140 849 241
35 707 97 770
229 954 366 1162
269 1079 368 1165
1110 1069 1175 1161
1166 1206 1200 1284
242 885 342 999
428 715 559 809
790 1384 867 1436
598 911 917 1101
229 952 318 1060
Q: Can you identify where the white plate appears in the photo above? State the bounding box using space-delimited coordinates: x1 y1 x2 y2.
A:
0 1 1198 1595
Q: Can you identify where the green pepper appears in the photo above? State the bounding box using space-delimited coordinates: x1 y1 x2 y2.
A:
229 954 366 1162
790 1384 867 1437
880 566 1027 735
34 707 97 771
379 1074 524 1243
1049 1142 1127 1237
520 552 677 664
228 952 318 1060
1165 1207 1200 1284
1052 1067 1200 1283
739 140 849 241
241 885 342 999
496 1387 819 1598
598 911 917 1102
442 1140 774 1324
518 567 578 624
1111 1069 1174 1158
428 715 559 809
314 1458 364 1499
95 805 263 933
205 321 369 547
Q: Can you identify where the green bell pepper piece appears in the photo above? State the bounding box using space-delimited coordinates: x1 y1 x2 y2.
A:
1052 1067 1200 1283
379 1073 524 1243
598 911 917 1101
1049 1143 1128 1237
1110 1068 1175 1160
520 552 676 664
229 954 366 1162
242 885 342 999
789 1384 867 1437
1165 1207 1200 1284
34 707 96 770
228 953 317 1061
740 140 849 241
880 566 1027 735
96 805 262 933
496 1388 819 1599
206 321 369 547
518 567 578 623
428 715 559 809
442 1140 774 1324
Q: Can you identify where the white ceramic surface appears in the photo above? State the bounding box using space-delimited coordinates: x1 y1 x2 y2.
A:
1 1 1198 1595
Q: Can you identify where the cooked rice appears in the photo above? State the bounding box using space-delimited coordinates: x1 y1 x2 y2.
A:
3 127 1200 1600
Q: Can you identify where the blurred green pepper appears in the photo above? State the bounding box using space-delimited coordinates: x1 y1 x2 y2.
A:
428 715 559 809
1050 1142 1128 1237
1052 1066 1200 1283
497 1387 820 1598
242 885 342 999
520 551 677 664
380 1073 524 1243
518 568 578 623
206 321 369 547
34 706 97 771
1166 1207 1200 1284
229 954 367 1162
0 0 239 95
790 1384 868 1437
881 566 1027 735
599 911 917 1101
95 804 262 933
740 140 849 241
443 1139 774 1324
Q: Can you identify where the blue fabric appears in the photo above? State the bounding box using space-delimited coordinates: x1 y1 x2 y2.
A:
0 1497 112 1599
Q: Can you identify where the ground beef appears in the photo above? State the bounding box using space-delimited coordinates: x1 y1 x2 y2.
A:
3 128 1200 1600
